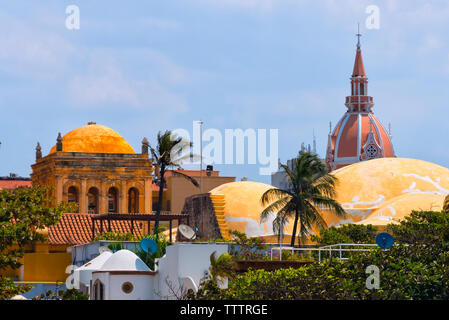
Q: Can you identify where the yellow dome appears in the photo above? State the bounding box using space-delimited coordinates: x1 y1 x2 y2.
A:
355 193 447 226
209 158 449 240
324 157 449 227
49 123 135 154
210 181 276 239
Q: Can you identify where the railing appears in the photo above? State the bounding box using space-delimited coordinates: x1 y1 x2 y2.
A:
270 243 379 262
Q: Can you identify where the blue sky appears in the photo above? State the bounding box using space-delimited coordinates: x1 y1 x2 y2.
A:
0 0 448 184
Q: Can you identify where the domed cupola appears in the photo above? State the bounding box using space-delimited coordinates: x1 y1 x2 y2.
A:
49 122 136 154
325 33 395 171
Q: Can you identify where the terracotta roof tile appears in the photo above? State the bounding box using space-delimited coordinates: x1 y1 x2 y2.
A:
48 213 144 245
0 180 32 189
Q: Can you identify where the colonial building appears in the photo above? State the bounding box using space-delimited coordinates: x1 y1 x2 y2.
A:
326 37 395 171
31 122 154 214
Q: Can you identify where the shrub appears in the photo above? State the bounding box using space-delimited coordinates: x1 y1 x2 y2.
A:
311 224 378 246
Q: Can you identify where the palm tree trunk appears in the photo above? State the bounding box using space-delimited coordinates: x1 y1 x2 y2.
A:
290 207 299 247
154 167 165 234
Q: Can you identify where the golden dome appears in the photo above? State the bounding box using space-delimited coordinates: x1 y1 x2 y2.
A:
210 181 276 239
49 123 135 154
355 193 447 226
323 157 449 227
209 158 449 239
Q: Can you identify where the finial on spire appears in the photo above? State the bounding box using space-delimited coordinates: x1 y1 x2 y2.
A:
56 132 63 152
356 23 362 47
36 142 42 160
329 121 332 134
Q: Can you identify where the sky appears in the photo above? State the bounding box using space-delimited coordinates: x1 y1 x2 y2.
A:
0 0 448 184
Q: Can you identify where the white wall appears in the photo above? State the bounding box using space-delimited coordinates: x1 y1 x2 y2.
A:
92 272 155 300
155 243 228 300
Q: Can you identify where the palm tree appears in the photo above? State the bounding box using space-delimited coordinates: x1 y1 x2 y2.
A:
444 195 449 214
149 130 199 234
208 251 235 285
260 152 345 247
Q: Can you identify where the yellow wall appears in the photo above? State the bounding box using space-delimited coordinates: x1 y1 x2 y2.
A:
0 243 72 282
23 252 72 282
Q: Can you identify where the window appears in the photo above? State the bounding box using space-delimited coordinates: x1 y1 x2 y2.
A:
92 279 104 300
121 281 134 294
108 187 118 213
68 186 79 212
128 188 139 213
87 187 99 214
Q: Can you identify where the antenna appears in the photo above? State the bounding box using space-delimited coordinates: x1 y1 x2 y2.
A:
178 224 197 241
313 129 317 154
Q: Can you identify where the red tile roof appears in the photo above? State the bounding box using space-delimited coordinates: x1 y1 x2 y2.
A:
0 180 32 189
48 213 144 245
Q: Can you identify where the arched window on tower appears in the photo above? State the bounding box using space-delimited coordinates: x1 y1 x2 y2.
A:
87 187 99 214
108 187 119 213
68 186 79 213
128 188 139 213
360 83 365 96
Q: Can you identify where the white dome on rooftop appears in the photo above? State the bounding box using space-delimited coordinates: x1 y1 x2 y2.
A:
100 250 150 272
77 251 113 271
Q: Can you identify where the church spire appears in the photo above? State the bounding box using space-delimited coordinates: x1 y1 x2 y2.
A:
352 26 366 78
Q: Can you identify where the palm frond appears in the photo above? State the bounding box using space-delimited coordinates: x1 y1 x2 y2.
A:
170 171 200 188
261 188 294 205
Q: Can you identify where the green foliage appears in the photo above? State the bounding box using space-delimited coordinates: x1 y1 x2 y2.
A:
208 252 236 285
0 277 33 300
92 232 137 242
260 152 345 247
131 229 171 270
0 186 75 300
107 242 124 252
32 288 89 300
228 230 268 260
190 211 449 300
191 244 449 300
387 210 449 245
311 224 378 246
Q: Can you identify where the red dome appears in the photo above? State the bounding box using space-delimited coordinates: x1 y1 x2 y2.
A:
326 40 395 171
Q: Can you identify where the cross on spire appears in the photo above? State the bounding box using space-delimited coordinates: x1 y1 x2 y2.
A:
356 23 362 47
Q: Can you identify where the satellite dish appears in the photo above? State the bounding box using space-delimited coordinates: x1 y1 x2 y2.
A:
178 224 196 240
98 246 113 254
140 238 158 254
376 232 394 249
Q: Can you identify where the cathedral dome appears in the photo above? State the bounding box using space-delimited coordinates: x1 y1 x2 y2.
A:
326 39 395 171
329 112 395 168
49 122 135 154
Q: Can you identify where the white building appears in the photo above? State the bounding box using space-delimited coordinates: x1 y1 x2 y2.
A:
72 243 228 300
